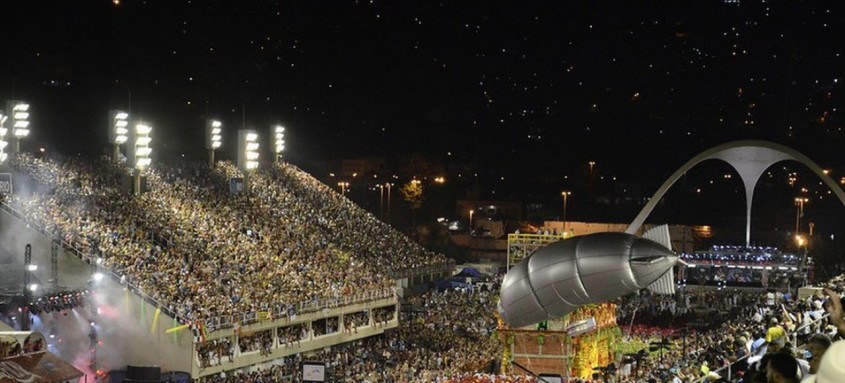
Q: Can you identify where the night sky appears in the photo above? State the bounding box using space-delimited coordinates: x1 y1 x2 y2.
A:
2 1 845 239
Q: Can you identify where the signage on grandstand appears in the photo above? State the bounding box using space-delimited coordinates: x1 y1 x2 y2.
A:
302 361 326 383
0 173 11 194
565 317 596 337
229 178 244 194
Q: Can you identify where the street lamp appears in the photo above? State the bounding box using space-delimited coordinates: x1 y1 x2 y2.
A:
561 190 572 233
272 125 285 162
376 183 385 219
794 196 809 235
338 181 349 194
238 130 260 193
7 101 30 156
109 110 129 162
206 119 223 167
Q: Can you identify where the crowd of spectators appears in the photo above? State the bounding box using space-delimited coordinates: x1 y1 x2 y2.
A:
4 154 451 327
238 330 274 356
0 340 22 359
613 277 845 383
201 287 505 382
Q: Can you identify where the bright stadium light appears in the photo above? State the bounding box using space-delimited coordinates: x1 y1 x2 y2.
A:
127 121 153 194
6 101 30 155
238 129 259 193
29 283 38 292
109 110 130 161
0 112 8 163
27 264 38 271
206 119 223 167
272 125 285 162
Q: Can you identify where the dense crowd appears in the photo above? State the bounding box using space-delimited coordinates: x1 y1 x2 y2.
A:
202 287 506 383
4 153 451 325
614 278 845 383
195 273 845 383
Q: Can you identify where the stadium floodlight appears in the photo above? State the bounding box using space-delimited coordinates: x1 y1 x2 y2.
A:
237 129 259 193
238 130 259 171
206 119 223 167
6 101 31 155
27 265 38 271
29 283 38 292
127 121 152 194
272 125 285 162
132 123 153 170
0 112 7 163
109 110 130 162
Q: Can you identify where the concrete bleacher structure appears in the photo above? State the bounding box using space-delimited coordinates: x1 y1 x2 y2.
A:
0 201 462 378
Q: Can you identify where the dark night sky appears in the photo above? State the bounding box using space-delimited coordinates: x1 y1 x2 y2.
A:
2 1 845 237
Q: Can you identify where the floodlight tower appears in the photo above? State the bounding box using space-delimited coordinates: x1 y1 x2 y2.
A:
237 129 259 193
272 125 285 163
0 112 8 163
206 119 223 167
6 101 31 156
128 122 153 195
109 110 130 162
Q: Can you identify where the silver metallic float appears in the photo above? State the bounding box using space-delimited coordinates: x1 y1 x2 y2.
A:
498 229 678 328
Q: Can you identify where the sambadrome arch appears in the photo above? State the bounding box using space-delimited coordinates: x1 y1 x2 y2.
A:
625 140 845 246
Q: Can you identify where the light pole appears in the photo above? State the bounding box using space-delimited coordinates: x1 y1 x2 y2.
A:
0 112 8 163
561 190 571 233
794 197 808 235
237 130 260 193
109 110 129 162
206 119 222 167
23 244 34 331
377 183 385 219
129 122 153 195
469 209 474 232
338 182 349 195
386 182 393 223
7 101 31 156
272 125 285 163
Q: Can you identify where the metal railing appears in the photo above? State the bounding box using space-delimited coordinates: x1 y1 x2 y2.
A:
201 287 397 332
696 311 832 383
389 262 455 279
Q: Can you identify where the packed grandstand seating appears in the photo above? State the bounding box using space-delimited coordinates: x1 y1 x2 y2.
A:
3 153 451 326
3 153 845 383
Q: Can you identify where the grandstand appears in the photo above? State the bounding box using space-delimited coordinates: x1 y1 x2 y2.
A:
0 153 453 379
679 245 806 289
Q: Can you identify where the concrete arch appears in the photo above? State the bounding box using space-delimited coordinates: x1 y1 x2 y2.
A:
625 140 845 246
